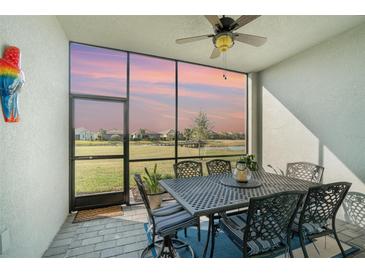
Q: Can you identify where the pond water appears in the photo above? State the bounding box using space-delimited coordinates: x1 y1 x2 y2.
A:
204 146 245 151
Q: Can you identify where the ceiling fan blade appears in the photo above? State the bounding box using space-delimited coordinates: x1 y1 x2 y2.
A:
176 34 214 44
234 33 267 47
210 48 221 59
230 15 261 31
205 15 223 30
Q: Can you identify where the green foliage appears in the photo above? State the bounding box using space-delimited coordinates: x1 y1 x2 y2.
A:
192 111 213 142
237 154 258 171
98 129 107 141
142 164 169 194
183 128 193 141
110 134 122 141
191 111 214 156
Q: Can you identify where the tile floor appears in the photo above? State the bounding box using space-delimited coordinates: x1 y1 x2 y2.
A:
43 204 365 258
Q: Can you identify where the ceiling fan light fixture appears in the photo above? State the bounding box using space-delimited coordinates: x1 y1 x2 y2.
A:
176 16 266 59
214 33 234 52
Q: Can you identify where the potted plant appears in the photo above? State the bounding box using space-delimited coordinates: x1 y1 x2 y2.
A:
143 164 166 209
233 154 258 183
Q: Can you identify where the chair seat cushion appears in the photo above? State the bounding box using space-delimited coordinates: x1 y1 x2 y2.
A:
155 209 198 237
292 214 327 235
219 213 284 256
152 202 184 216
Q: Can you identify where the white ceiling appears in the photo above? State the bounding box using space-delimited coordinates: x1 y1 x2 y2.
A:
57 15 365 72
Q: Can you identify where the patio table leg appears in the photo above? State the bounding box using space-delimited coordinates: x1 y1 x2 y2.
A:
209 214 216 258
202 214 213 258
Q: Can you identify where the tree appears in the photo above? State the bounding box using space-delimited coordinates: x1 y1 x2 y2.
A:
183 128 193 141
192 111 213 156
110 134 121 141
139 128 146 140
98 129 107 141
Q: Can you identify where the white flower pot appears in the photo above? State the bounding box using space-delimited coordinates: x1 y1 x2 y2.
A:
148 193 162 209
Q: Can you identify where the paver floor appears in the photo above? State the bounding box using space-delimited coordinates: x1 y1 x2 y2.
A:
43 204 365 258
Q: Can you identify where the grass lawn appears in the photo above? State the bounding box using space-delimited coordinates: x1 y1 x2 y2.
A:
76 140 123 156
74 140 245 195
75 159 123 195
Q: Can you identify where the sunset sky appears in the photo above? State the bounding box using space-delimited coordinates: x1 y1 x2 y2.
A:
71 43 247 133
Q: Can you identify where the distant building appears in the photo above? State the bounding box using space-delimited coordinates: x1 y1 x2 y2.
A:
208 130 220 139
159 129 175 140
146 131 161 140
130 129 145 140
75 128 96 141
130 129 161 140
103 129 123 141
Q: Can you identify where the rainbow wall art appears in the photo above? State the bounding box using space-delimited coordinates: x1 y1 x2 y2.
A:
0 46 25 123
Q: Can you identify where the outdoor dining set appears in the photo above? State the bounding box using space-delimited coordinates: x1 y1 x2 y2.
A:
134 160 365 258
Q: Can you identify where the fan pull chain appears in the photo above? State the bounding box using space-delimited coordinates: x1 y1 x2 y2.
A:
222 52 228 80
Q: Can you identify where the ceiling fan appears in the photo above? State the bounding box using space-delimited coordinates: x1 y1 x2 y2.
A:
176 15 267 59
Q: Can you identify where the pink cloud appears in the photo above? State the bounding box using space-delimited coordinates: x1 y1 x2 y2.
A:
71 68 126 81
71 56 125 70
225 111 245 120
131 95 173 112
178 63 246 90
130 68 174 84
71 52 127 80
179 88 223 100
73 79 124 89
178 88 245 106
72 44 246 133
130 83 174 97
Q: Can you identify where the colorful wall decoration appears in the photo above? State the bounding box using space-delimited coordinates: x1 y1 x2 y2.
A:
0 46 25 122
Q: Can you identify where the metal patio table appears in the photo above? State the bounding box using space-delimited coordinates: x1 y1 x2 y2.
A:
159 170 315 258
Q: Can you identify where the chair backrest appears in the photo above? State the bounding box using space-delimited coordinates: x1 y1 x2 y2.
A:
266 164 284 175
286 162 324 183
243 191 304 256
343 191 365 228
206 159 232 175
174 160 203 178
134 174 155 225
299 182 352 228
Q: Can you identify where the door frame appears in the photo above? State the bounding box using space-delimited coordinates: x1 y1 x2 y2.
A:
69 94 129 211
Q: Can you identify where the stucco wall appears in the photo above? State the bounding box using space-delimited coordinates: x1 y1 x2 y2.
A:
258 22 365 217
0 16 69 257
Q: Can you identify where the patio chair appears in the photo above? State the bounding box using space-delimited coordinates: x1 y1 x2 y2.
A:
173 160 202 240
219 191 304 258
134 174 199 257
267 164 285 175
206 159 248 217
292 182 352 258
174 160 203 178
343 191 365 228
206 159 232 175
286 162 324 183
